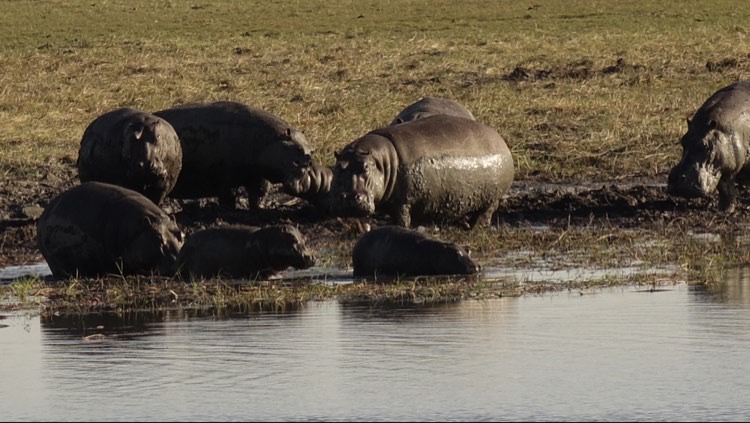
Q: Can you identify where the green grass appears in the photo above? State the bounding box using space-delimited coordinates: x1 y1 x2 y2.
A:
2 0 749 177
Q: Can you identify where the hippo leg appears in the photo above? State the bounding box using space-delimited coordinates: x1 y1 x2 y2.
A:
718 176 738 213
468 199 499 228
393 203 412 228
243 178 271 209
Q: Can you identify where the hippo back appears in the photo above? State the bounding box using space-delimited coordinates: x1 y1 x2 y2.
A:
154 100 313 200
390 96 476 125
37 182 184 278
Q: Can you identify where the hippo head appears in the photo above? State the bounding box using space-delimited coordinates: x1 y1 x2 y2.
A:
123 215 185 276
122 119 163 177
667 117 742 199
433 243 481 276
329 146 385 217
258 128 313 183
252 224 316 272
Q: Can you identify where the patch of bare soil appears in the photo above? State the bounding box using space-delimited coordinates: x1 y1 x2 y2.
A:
0 159 746 271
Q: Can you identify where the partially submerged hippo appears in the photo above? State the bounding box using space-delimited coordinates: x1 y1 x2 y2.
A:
352 225 480 278
329 114 515 228
37 182 184 279
667 80 750 212
175 224 316 280
77 107 183 205
154 100 313 208
390 96 476 126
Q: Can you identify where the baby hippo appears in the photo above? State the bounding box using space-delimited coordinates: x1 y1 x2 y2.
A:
176 224 316 280
352 225 481 278
37 182 184 279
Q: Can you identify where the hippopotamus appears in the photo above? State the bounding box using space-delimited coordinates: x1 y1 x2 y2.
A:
667 80 750 213
153 100 313 209
390 96 476 126
76 107 183 205
37 182 184 279
329 114 515 228
282 161 334 210
175 224 316 280
352 225 480 278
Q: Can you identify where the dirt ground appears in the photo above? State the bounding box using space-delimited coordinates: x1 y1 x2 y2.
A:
0 157 744 272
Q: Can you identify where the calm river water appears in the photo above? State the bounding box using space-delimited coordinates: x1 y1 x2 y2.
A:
3 268 750 421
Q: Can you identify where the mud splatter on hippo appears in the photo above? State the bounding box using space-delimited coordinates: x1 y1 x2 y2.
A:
667 80 750 213
329 114 514 228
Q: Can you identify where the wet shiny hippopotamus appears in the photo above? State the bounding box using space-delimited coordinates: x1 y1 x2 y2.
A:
667 80 750 212
154 100 313 209
76 107 183 205
390 96 476 126
37 182 184 279
352 225 481 278
175 224 316 280
329 114 514 228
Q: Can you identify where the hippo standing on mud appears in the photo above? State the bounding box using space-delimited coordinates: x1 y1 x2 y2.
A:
329 114 514 228
77 107 183 205
390 96 476 126
154 101 313 209
37 182 184 279
667 80 750 213
352 225 480 278
175 224 315 280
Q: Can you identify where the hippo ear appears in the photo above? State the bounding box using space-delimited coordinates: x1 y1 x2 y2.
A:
129 123 145 141
334 150 341 160
463 246 472 257
395 118 404 124
686 115 693 127
708 119 717 129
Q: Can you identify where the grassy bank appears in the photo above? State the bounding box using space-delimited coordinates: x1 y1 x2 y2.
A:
2 0 748 178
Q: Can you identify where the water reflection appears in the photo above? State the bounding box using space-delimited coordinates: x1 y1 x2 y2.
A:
4 272 750 420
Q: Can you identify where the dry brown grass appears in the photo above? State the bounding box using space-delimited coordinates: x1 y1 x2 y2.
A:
2 0 749 179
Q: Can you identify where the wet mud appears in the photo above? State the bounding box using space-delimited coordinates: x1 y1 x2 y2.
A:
0 160 747 272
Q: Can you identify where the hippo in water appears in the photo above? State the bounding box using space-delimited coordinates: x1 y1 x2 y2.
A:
390 96 476 126
154 100 313 209
667 80 750 213
77 107 183 205
329 114 514 228
175 224 316 280
352 225 480 278
37 182 184 279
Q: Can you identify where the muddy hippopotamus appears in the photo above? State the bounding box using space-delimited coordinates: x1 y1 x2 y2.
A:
329 114 515 228
37 182 184 279
352 225 480 278
667 80 750 213
153 100 313 208
282 161 334 210
175 224 315 280
76 107 183 205
390 96 476 126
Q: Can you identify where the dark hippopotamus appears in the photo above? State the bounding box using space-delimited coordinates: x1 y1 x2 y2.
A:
282 161 334 210
390 96 476 125
667 80 750 213
76 107 183 205
329 114 515 228
37 182 184 279
352 225 480 278
154 100 313 209
175 224 316 280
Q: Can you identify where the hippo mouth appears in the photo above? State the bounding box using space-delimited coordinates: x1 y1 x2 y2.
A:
667 163 720 198
329 193 375 217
